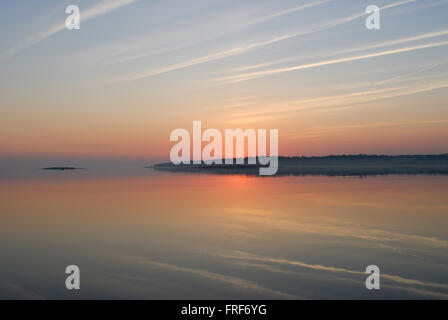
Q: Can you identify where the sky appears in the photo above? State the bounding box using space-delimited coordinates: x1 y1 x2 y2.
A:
0 0 448 160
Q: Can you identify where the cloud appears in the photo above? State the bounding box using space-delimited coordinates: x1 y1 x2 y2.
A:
81 0 138 21
0 0 139 62
118 0 415 82
103 0 332 67
214 79 448 125
119 35 291 81
293 0 416 36
216 40 448 83
290 119 448 139
381 0 416 10
234 28 448 74
248 0 334 25
370 63 440 89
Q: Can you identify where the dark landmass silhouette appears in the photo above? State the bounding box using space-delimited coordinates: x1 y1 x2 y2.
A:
42 167 83 170
153 154 448 176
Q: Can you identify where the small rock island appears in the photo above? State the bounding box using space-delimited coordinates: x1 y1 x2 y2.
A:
42 167 83 170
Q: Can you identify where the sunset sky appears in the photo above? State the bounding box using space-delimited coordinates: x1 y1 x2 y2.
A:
1 0 448 160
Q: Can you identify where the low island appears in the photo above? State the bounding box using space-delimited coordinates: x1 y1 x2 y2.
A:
153 154 448 176
42 167 83 170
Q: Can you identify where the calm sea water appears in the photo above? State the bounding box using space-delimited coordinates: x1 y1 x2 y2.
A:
1 162 447 299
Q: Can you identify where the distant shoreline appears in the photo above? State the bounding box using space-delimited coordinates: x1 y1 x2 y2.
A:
153 154 448 176
42 167 84 171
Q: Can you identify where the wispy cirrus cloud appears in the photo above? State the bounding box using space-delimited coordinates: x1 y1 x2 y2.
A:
248 0 334 25
104 0 333 67
234 28 448 74
370 63 440 89
118 35 292 81
0 0 139 62
118 0 415 82
215 40 448 83
218 80 448 124
287 119 448 140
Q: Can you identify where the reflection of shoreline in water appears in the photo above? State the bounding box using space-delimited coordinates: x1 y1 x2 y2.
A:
153 154 448 176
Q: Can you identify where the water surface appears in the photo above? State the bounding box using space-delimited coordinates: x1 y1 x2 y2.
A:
1 166 447 299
